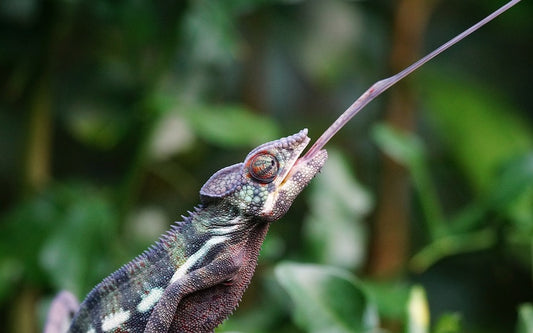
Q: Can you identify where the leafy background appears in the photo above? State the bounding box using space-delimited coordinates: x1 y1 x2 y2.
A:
1 0 532 332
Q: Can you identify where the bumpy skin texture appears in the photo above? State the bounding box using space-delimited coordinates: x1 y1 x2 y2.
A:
58 130 327 333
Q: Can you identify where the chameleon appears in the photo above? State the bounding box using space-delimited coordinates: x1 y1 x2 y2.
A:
45 129 327 333
43 1 521 332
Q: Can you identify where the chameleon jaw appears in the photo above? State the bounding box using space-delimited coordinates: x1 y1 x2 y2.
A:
261 145 328 221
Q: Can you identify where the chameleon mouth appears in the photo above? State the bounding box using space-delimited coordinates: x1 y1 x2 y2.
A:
289 148 327 177
300 126 334 162
280 139 327 188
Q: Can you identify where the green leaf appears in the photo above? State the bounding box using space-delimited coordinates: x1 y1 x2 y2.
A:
409 229 497 273
363 280 410 321
372 123 444 238
64 103 128 150
487 153 533 231
39 187 118 295
274 262 378 333
183 1 240 66
185 104 280 148
516 303 533 333
372 123 424 168
450 152 533 236
0 183 119 297
303 149 372 269
423 73 533 194
433 313 461 333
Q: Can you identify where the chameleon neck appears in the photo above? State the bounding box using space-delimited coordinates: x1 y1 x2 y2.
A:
68 201 265 332
169 216 271 331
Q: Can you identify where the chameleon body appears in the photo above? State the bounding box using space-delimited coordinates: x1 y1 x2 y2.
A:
45 129 327 333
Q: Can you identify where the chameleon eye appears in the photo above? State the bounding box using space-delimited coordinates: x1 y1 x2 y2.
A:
249 153 279 183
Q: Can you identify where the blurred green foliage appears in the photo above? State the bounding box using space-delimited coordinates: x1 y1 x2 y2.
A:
275 262 378 333
1 0 532 332
516 304 533 333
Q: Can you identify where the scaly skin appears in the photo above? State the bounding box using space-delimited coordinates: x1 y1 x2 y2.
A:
48 129 327 333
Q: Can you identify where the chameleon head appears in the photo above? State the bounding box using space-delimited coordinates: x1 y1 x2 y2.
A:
200 129 328 221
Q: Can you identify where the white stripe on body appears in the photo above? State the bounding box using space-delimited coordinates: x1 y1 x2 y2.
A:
137 287 164 313
101 308 130 332
170 235 229 284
